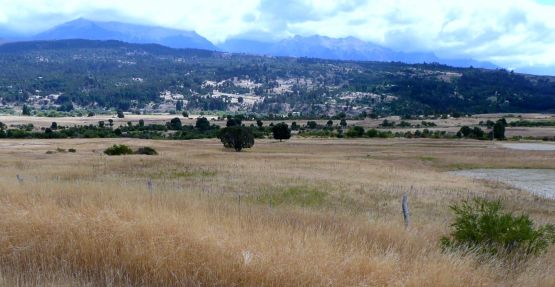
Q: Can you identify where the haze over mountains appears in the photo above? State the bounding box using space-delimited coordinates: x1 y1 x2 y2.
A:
0 18 497 69
34 18 217 51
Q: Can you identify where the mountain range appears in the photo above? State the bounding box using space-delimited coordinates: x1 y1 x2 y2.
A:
34 18 217 51
0 18 496 69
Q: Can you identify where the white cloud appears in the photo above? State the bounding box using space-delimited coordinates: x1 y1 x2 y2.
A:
0 0 554 71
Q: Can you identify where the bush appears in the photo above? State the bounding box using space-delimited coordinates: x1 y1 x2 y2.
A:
135 146 158 155
346 126 365 137
104 144 134 156
441 198 555 257
68 148 77 153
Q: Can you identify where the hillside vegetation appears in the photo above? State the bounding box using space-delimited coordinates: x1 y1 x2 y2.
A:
0 40 554 115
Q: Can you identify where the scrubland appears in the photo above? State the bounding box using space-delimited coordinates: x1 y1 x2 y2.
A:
0 138 553 286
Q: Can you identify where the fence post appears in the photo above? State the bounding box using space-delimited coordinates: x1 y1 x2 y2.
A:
147 178 153 193
402 193 410 229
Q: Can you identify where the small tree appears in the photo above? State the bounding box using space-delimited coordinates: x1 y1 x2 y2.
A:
493 119 506 140
176 100 184 111
169 117 182 130
272 122 291 142
306 121 318 129
98 121 105 128
195 117 211 132
22 105 31 116
340 119 347 128
326 120 333 127
182 111 189 118
117 110 125 118
256 119 263 128
218 126 255 152
50 122 58 130
108 119 114 127
139 119 145 127
226 116 242 127
291 121 299 131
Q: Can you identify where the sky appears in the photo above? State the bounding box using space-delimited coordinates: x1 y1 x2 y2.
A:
0 0 554 74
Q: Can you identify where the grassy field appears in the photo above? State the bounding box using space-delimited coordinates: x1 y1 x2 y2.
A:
0 137 553 286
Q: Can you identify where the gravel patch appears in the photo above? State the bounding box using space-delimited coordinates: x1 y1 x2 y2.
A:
450 169 555 199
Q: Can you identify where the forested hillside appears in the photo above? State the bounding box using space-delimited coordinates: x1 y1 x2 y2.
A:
0 39 554 116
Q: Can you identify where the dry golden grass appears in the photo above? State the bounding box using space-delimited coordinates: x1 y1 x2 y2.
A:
0 138 553 286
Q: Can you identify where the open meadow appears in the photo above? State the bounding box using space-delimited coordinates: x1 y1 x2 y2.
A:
0 137 553 286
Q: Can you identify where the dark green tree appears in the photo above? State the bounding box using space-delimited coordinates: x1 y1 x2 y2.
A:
340 119 347 128
493 120 506 140
306 121 318 129
117 110 125 118
226 115 242 127
272 122 291 142
176 100 184 111
218 126 255 152
50 122 58 130
22 105 31 116
169 117 182 130
182 111 189 118
195 117 211 132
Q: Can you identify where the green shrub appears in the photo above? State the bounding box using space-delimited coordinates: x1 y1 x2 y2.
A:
346 126 365 137
135 146 158 155
104 144 134 156
441 198 555 257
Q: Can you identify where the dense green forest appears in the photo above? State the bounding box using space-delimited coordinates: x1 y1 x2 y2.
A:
0 39 554 115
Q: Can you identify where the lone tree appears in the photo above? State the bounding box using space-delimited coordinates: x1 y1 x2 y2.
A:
272 122 291 142
117 110 125 118
493 119 506 140
218 126 254 152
